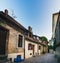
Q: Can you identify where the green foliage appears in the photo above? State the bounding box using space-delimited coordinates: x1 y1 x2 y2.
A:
48 45 53 49
40 36 48 42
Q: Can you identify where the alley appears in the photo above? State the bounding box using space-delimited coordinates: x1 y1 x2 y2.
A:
20 53 59 63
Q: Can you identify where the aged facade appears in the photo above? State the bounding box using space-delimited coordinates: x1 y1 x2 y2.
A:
52 11 60 59
52 12 59 39
25 34 43 59
0 9 27 61
0 9 48 62
54 12 60 59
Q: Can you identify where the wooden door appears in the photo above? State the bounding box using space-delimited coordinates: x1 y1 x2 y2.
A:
0 26 7 55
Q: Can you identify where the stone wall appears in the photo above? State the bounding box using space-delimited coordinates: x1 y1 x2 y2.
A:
0 21 24 61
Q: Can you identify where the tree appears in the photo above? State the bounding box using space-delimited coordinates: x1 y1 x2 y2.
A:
40 36 48 42
48 45 53 49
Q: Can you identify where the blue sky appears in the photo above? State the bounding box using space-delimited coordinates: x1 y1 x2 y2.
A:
0 0 60 40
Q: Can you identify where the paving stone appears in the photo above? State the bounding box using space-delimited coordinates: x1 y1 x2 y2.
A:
14 53 59 63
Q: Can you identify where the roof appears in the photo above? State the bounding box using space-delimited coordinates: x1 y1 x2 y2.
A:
0 11 28 32
53 12 59 15
25 36 44 45
0 10 47 46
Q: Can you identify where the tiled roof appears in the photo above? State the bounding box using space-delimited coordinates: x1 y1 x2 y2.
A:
25 36 44 45
0 11 28 32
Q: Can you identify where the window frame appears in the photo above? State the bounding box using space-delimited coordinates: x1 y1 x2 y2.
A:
28 43 34 50
18 34 23 47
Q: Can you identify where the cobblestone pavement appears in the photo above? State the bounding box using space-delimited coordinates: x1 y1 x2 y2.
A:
20 53 59 63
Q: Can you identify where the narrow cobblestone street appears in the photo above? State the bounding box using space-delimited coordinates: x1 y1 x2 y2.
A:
20 53 59 63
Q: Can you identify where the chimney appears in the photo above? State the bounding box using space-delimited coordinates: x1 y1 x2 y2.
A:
4 9 8 15
28 26 32 32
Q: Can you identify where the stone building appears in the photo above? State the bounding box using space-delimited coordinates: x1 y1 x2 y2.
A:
52 12 59 39
54 12 60 59
0 9 28 61
0 9 48 62
25 33 44 59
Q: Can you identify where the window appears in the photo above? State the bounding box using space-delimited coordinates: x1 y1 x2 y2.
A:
18 35 23 47
39 46 41 50
28 44 32 50
28 44 34 50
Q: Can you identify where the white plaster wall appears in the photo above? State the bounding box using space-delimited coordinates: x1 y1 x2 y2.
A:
25 40 38 59
34 44 38 54
38 50 41 55
38 44 42 55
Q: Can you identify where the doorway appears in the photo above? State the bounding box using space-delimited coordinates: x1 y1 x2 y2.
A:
0 26 8 55
32 45 35 55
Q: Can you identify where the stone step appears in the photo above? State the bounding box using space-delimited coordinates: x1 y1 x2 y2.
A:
0 55 11 63
0 55 7 60
0 59 11 63
0 60 11 63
